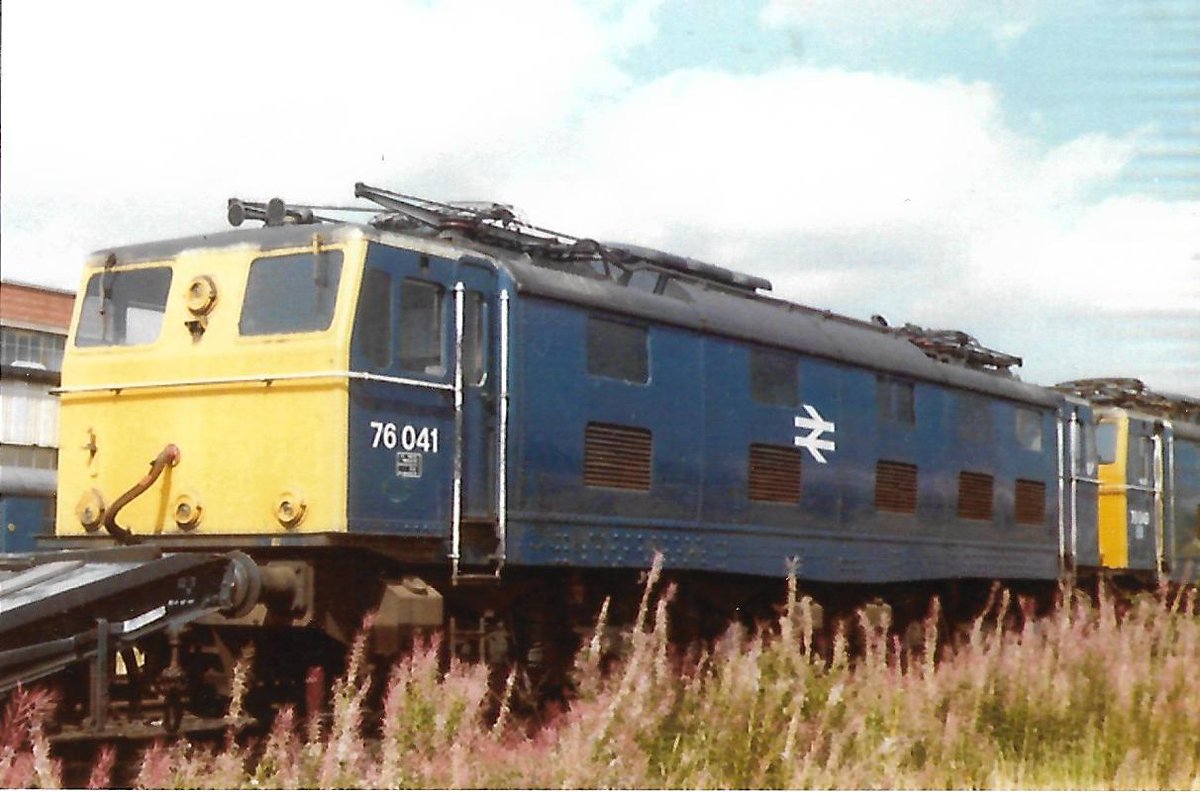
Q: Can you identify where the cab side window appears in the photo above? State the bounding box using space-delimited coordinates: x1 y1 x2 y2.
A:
398 279 444 375
1014 407 1043 452
462 291 486 386
356 268 393 369
1129 434 1155 486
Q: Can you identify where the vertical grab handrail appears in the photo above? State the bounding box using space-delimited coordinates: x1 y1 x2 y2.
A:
1153 425 1170 584
1068 411 1080 567
495 289 511 574
1056 410 1068 575
450 283 466 583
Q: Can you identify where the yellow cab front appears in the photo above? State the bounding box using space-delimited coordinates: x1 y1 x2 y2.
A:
56 226 368 541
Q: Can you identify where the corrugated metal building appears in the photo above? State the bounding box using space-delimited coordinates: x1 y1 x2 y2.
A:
0 281 74 551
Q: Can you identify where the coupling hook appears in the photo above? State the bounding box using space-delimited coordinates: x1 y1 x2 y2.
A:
104 444 181 544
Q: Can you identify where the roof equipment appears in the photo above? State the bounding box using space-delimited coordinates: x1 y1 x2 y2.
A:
887 323 1023 375
225 184 773 293
1055 378 1200 423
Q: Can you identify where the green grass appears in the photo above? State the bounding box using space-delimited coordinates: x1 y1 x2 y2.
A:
4 563 1199 789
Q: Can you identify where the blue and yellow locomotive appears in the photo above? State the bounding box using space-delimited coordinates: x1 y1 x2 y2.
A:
20 184 1200 714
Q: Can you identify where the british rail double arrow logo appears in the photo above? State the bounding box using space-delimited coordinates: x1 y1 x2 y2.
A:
794 404 836 463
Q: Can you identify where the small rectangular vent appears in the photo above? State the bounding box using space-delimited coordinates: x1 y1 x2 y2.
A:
749 444 802 503
1015 479 1046 525
584 423 652 491
875 460 918 514
957 471 995 521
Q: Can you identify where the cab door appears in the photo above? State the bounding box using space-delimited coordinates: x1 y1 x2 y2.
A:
1063 401 1101 570
1122 416 1163 574
450 258 507 575
347 245 502 569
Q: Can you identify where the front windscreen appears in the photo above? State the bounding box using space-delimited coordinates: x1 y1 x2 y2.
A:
76 267 173 347
240 250 343 336
1096 421 1119 465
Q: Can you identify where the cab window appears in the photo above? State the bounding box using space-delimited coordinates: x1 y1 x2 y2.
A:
1014 407 1043 452
1096 422 1119 465
1078 422 1099 478
76 267 172 347
1129 434 1155 486
356 268 393 369
240 250 343 336
398 279 444 374
462 291 486 386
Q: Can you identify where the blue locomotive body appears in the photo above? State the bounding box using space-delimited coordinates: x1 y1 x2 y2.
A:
333 220 1110 590
498 262 1068 584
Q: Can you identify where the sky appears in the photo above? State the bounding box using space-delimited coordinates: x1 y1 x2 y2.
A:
2 0 1198 394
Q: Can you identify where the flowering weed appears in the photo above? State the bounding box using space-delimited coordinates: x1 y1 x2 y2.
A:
5 575 1199 788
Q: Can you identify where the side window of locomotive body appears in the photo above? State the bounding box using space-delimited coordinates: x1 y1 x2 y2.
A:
749 347 799 407
877 376 915 425
956 394 992 443
240 250 343 336
1014 407 1044 452
587 316 648 384
624 269 661 294
76 267 173 347
356 268 393 369
398 279 445 375
462 291 486 386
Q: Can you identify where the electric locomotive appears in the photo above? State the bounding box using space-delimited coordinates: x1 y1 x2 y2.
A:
1055 378 1200 584
6 184 1199 728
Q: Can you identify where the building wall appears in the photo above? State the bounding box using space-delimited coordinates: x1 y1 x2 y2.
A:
0 281 75 331
0 281 75 551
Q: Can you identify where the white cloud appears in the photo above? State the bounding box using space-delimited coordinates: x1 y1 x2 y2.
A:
1 0 648 277
499 66 1196 392
1 1 1195 393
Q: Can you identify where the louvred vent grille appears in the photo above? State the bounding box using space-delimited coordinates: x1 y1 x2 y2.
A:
749 444 802 503
876 460 918 514
1015 479 1046 525
957 471 995 521
584 423 652 491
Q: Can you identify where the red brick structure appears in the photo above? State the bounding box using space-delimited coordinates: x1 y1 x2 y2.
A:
0 282 75 332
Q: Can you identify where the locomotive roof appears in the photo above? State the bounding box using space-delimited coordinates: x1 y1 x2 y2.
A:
500 247 1056 407
92 219 1056 408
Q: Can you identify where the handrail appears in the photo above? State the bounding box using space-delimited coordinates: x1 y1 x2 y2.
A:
53 370 455 395
450 283 465 582
495 289 510 573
